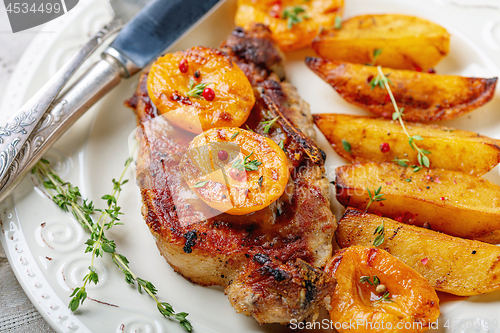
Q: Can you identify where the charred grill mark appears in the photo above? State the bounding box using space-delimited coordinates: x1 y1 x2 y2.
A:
219 111 232 122
489 253 500 272
143 190 162 233
259 265 288 282
297 259 332 308
389 226 403 240
261 79 287 105
183 230 198 254
171 93 192 105
224 25 282 73
303 279 315 307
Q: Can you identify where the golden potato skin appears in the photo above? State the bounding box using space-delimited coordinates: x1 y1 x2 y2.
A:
314 113 500 176
312 14 450 70
306 58 498 121
335 162 500 243
235 0 343 52
326 246 440 332
147 46 255 133
336 208 500 296
180 128 290 215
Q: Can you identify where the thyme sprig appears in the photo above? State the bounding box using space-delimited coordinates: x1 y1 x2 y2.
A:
283 6 310 29
111 252 192 331
359 275 380 286
187 78 212 98
69 158 132 314
366 186 385 211
231 152 262 171
373 221 385 247
369 72 392 89
360 275 393 303
259 116 279 134
375 291 394 304
366 187 386 246
32 158 192 332
376 66 431 172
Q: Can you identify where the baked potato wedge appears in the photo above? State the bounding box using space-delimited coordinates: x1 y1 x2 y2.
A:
336 208 500 296
235 0 343 52
326 246 440 332
314 113 500 176
312 14 450 71
305 58 498 121
335 162 500 243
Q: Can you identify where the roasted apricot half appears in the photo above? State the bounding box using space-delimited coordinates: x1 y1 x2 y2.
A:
235 0 344 52
179 127 289 215
326 246 439 333
147 46 255 133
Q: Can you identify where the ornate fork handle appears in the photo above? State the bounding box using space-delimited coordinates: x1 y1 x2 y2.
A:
0 57 123 202
0 18 124 190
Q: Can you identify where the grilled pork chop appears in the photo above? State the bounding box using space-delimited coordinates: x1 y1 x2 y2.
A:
126 24 337 325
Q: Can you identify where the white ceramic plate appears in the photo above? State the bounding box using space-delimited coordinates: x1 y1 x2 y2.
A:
2 0 500 332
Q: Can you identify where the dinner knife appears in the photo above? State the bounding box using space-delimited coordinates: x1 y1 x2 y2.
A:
0 0 150 200
0 0 224 202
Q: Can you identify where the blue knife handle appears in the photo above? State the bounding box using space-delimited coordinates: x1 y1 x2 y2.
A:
109 0 223 70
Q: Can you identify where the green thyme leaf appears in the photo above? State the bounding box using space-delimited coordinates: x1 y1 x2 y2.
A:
192 180 209 188
259 116 279 134
232 152 262 172
334 16 342 29
412 135 424 141
186 82 212 98
278 140 285 150
373 233 385 247
375 291 394 303
283 6 306 29
342 139 351 154
421 154 430 168
366 186 385 211
373 221 385 246
359 276 373 285
393 157 409 168
373 48 383 63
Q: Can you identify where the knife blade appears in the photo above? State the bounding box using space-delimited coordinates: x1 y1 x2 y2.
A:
0 0 224 202
107 0 223 71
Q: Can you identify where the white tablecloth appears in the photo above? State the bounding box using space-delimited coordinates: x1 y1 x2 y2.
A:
0 9 55 333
